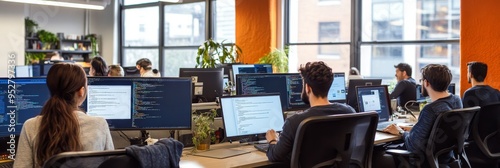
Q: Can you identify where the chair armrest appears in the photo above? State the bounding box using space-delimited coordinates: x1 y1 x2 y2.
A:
386 149 412 157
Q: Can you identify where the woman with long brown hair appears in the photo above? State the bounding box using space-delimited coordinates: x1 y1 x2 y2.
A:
14 63 114 167
90 56 108 76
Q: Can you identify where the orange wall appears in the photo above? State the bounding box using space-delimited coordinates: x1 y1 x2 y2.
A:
460 0 500 95
235 0 277 64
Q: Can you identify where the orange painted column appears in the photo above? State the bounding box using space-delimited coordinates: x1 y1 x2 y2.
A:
460 0 500 95
235 0 277 64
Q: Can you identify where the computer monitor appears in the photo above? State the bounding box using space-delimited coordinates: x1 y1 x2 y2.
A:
356 85 391 121
220 94 285 140
0 78 49 137
235 73 308 111
347 79 382 112
328 72 347 103
231 64 273 83
81 77 192 130
123 66 141 77
15 65 32 77
31 64 53 77
448 83 456 95
179 68 224 103
416 83 456 101
416 84 426 101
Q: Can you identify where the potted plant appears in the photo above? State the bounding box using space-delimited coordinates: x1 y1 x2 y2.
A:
25 17 38 37
25 52 46 64
192 109 217 152
37 29 59 50
257 47 289 73
85 34 99 57
196 39 242 68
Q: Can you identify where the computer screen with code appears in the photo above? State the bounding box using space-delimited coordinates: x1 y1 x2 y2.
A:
0 78 49 136
220 94 284 139
235 73 307 111
81 77 192 130
231 64 273 82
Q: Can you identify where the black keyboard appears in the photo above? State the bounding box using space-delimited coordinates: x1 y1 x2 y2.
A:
254 144 269 152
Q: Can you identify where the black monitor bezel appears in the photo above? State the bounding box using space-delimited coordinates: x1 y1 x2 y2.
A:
219 93 285 141
355 85 392 119
235 73 309 111
179 68 224 103
84 76 193 130
347 79 383 111
230 63 273 83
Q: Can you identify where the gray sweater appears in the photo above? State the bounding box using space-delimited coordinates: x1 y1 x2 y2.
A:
13 111 114 168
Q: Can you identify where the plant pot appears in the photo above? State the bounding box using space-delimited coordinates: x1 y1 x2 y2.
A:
196 138 211 151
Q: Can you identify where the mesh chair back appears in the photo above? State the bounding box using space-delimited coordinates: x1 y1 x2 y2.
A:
472 102 500 158
290 112 378 168
425 106 480 168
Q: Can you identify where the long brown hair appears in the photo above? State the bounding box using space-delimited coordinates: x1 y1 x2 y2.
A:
36 63 86 166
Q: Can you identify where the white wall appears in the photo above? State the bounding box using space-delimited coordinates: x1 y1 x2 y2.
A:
0 1 119 77
89 0 118 65
27 5 85 35
0 2 25 77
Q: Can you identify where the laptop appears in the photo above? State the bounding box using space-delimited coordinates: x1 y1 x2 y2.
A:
356 85 395 131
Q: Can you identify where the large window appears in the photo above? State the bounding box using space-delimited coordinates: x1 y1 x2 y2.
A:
288 0 351 75
121 0 235 77
286 0 460 93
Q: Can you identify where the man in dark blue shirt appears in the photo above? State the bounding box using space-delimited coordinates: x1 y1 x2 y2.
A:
385 64 462 165
265 61 355 163
462 61 500 107
390 63 417 107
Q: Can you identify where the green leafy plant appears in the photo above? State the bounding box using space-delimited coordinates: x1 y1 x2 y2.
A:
37 29 58 49
25 52 45 64
257 47 289 73
25 17 38 36
85 34 99 57
192 109 217 152
196 39 242 68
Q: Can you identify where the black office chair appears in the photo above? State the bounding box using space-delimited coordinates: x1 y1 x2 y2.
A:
290 112 378 168
43 149 140 168
386 106 480 168
467 102 500 167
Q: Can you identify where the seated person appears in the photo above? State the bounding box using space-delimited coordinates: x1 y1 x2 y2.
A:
384 64 462 165
462 61 500 107
89 56 108 76
14 63 114 167
108 64 125 77
48 51 64 61
136 58 161 77
265 61 356 163
390 63 417 107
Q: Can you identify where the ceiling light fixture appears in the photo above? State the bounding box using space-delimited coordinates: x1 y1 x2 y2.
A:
0 0 108 10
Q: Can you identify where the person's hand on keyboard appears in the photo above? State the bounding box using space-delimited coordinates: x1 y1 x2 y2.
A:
266 129 278 144
383 123 405 135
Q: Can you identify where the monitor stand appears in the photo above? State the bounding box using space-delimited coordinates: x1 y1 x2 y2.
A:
237 134 267 144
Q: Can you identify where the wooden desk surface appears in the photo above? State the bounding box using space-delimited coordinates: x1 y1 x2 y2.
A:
180 132 401 168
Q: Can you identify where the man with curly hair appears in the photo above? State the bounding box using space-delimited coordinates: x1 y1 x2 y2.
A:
265 61 356 163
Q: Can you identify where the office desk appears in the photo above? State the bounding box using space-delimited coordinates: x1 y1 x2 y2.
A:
180 132 401 168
